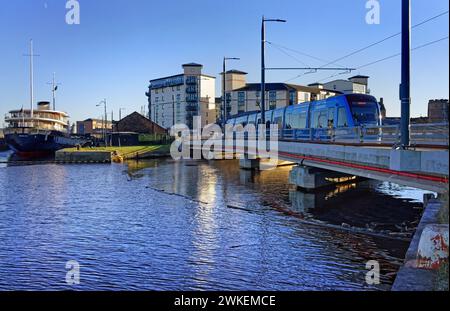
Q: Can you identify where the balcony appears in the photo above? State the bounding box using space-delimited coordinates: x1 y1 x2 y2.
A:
186 86 197 94
185 76 198 85
185 105 198 112
186 94 198 102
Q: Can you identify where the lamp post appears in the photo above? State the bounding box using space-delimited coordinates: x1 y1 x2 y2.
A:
119 108 126 121
222 57 240 127
97 99 107 146
261 16 286 125
400 0 411 147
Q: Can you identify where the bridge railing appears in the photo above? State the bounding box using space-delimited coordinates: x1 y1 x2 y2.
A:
267 123 449 146
410 123 449 146
193 123 449 147
279 123 448 146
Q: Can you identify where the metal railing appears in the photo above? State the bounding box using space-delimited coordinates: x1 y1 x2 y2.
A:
3 127 54 136
194 123 449 147
281 123 449 146
5 112 67 123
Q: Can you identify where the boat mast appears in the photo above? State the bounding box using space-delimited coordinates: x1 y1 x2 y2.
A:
24 40 39 123
52 73 56 110
29 39 34 119
49 72 61 111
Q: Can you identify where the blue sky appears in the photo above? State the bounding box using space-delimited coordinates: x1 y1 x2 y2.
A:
0 0 448 123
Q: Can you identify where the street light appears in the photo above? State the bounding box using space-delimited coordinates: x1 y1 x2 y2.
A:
96 99 107 145
222 57 240 127
119 108 126 121
261 16 286 125
400 0 411 147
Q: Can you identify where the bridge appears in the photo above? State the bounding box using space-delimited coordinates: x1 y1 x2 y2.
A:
189 123 449 193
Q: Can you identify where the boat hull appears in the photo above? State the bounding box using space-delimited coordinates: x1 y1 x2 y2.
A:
5 132 83 158
0 138 8 151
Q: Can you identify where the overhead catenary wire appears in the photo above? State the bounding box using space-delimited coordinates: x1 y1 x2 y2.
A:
279 10 449 83
319 10 449 69
267 42 311 68
266 41 348 68
316 36 449 83
356 36 449 70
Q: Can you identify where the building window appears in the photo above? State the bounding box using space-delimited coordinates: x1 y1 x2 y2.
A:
256 91 261 108
269 91 277 110
304 93 309 101
226 93 232 113
289 91 296 105
238 92 246 113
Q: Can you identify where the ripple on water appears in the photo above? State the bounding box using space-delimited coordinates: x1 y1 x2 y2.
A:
0 159 425 291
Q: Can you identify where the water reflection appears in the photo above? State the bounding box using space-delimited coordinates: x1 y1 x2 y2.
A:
0 157 429 291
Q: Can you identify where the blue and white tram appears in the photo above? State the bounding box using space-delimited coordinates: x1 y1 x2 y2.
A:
226 94 382 142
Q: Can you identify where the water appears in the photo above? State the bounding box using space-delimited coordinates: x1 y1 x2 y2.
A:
0 151 432 291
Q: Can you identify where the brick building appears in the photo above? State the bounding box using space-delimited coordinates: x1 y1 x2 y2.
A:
113 112 167 134
76 118 113 138
428 99 449 123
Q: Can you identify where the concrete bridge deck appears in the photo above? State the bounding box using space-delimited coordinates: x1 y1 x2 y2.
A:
191 138 449 193
275 141 448 193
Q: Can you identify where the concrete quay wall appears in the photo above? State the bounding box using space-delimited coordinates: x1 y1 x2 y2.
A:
55 151 112 164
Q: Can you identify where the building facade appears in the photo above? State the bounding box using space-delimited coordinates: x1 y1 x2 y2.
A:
146 63 216 129
428 99 449 123
114 112 167 134
321 75 370 95
76 118 113 138
222 70 339 117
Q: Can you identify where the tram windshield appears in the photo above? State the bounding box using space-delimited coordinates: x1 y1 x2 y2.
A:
349 98 380 126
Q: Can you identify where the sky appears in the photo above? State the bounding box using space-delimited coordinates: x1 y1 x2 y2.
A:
0 0 448 124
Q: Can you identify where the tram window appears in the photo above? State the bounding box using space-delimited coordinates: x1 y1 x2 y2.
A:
248 115 256 126
328 108 335 128
298 112 307 128
287 114 295 129
318 113 328 128
312 111 319 128
286 112 306 129
313 110 328 128
337 107 348 127
285 114 292 129
273 117 283 129
350 101 379 125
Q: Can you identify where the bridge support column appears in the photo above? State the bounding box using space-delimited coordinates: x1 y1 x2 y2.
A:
239 158 260 170
289 165 356 190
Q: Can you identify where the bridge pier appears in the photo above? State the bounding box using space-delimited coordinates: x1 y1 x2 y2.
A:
239 158 260 170
289 165 356 190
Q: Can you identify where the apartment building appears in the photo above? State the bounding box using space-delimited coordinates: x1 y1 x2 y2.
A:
222 70 339 117
146 63 216 129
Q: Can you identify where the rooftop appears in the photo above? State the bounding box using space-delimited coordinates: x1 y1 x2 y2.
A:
222 70 248 75
349 75 370 79
233 83 324 94
182 63 203 67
